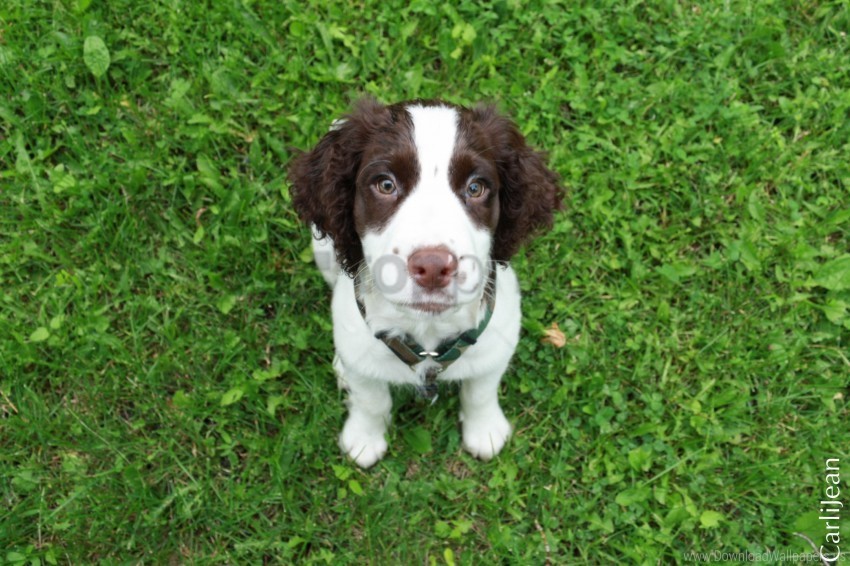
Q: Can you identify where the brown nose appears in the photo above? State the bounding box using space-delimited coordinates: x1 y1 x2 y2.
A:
407 248 458 290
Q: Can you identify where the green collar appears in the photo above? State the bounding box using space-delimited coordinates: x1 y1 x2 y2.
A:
355 268 497 400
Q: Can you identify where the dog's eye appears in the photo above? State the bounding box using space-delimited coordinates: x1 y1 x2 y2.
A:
375 177 397 195
466 180 487 198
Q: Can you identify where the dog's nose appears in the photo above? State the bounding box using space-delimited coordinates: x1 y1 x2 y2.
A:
408 248 458 290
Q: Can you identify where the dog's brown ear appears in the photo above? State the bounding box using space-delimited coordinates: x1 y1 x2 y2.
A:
288 99 389 275
469 106 564 262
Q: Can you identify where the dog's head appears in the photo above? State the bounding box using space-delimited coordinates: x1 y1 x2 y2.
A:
289 99 563 315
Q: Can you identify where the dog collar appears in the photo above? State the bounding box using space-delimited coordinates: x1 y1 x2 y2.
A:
355 267 497 401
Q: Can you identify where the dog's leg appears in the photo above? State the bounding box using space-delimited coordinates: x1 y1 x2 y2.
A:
459 373 512 460
339 377 391 468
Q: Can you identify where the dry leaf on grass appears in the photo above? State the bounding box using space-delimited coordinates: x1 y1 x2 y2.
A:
541 322 566 348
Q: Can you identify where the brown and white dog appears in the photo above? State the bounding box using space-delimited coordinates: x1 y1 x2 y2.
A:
289 99 562 467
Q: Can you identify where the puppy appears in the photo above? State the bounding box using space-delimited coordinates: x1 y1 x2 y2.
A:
289 99 562 467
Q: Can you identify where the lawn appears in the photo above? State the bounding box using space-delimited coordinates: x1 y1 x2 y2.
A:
1 0 849 563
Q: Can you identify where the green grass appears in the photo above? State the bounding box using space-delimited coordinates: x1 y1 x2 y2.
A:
2 0 849 563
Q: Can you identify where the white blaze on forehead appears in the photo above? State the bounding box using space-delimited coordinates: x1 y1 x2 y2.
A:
407 105 459 181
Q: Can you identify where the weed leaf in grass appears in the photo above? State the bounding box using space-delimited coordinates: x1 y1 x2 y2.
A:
216 294 236 314
50 164 77 194
812 255 850 291
348 480 364 496
220 387 244 406
75 0 93 13
822 299 848 326
83 36 110 78
657 262 697 284
29 327 50 342
197 154 224 193
615 486 651 506
404 426 432 454
699 510 724 529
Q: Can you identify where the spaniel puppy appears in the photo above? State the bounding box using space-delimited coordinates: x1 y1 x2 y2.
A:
289 99 562 468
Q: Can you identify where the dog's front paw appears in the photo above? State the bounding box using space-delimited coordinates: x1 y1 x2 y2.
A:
339 417 388 468
461 407 512 461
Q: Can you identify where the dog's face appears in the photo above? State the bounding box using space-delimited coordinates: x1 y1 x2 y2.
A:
356 104 499 314
290 99 562 314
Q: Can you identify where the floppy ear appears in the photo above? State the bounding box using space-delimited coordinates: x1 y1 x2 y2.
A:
288 99 388 275
473 106 564 262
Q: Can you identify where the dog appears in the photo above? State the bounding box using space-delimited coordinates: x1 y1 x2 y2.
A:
289 99 562 467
